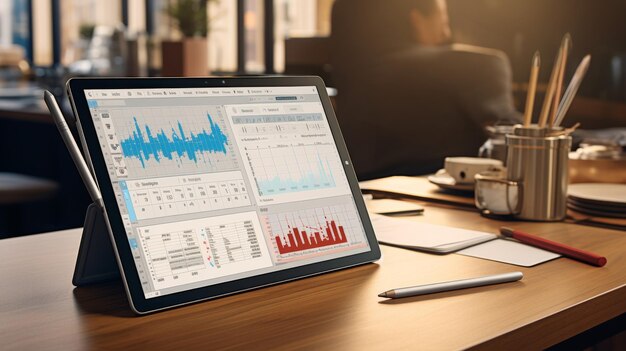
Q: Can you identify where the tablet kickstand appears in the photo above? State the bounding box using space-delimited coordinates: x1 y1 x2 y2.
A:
72 203 120 286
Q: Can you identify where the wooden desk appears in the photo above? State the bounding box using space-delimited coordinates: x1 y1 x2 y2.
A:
1 204 625 350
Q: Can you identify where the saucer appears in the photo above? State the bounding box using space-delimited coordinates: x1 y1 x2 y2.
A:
428 169 475 192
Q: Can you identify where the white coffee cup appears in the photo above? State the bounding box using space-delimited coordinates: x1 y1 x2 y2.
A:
444 157 503 184
474 171 520 215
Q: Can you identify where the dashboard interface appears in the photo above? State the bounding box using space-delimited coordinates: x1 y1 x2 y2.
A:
84 86 370 298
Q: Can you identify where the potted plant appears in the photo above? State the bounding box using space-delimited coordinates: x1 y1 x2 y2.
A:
161 0 217 76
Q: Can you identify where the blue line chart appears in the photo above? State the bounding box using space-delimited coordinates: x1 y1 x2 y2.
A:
244 142 342 199
120 113 229 168
256 152 336 195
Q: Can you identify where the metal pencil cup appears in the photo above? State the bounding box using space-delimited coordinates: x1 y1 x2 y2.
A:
505 126 572 221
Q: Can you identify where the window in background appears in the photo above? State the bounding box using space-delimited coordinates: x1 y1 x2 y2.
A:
149 0 170 40
0 0 32 60
59 0 122 66
127 0 146 35
10 0 32 62
154 0 335 74
0 2 11 47
32 0 52 66
0 0 32 80
244 0 264 72
148 0 237 74
126 0 148 76
274 0 334 72
208 0 237 72
145 0 166 72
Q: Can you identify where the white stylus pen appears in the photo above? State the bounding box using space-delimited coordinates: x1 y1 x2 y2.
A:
378 272 523 298
44 90 104 209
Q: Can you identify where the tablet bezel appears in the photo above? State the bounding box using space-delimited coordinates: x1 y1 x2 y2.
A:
67 76 380 314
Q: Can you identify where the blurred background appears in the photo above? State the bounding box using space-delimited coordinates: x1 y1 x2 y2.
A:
1 0 625 237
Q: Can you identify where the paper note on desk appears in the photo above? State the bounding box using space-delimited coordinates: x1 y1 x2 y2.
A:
370 214 496 253
365 198 424 216
458 239 561 267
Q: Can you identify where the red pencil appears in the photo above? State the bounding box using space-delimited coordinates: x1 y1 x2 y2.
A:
500 227 607 267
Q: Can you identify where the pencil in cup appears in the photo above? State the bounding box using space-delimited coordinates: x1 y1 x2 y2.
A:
550 34 572 126
523 51 540 127
538 45 564 127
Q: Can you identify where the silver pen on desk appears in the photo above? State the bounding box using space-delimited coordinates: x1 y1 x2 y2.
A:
378 271 523 299
43 91 104 209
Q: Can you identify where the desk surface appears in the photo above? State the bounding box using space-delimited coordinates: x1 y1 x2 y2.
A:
1 203 625 350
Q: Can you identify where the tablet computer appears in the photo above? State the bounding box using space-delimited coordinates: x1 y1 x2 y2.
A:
67 76 380 314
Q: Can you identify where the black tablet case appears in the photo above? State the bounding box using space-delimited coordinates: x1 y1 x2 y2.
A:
72 203 119 286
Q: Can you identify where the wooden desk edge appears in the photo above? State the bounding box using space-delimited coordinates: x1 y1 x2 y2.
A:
471 283 626 350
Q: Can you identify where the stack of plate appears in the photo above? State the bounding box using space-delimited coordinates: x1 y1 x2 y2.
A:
568 183 626 218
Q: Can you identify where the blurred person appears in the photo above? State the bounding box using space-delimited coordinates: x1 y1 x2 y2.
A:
331 0 521 179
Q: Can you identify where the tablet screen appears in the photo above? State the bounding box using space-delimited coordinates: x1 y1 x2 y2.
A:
84 86 371 298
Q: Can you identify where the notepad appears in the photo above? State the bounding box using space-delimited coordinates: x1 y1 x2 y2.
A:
370 214 496 253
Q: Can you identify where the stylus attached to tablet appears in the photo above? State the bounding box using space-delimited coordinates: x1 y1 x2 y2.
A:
44 90 104 209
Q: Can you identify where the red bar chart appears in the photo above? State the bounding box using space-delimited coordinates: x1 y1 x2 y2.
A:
263 202 369 262
274 218 348 254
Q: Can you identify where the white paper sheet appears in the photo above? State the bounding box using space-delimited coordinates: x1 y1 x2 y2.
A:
370 214 496 253
457 239 561 267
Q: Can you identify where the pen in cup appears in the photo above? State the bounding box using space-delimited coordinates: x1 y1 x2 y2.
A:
553 55 591 127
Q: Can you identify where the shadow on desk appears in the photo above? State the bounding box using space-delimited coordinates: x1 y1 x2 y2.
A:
67 264 381 349
71 263 381 321
72 281 135 318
